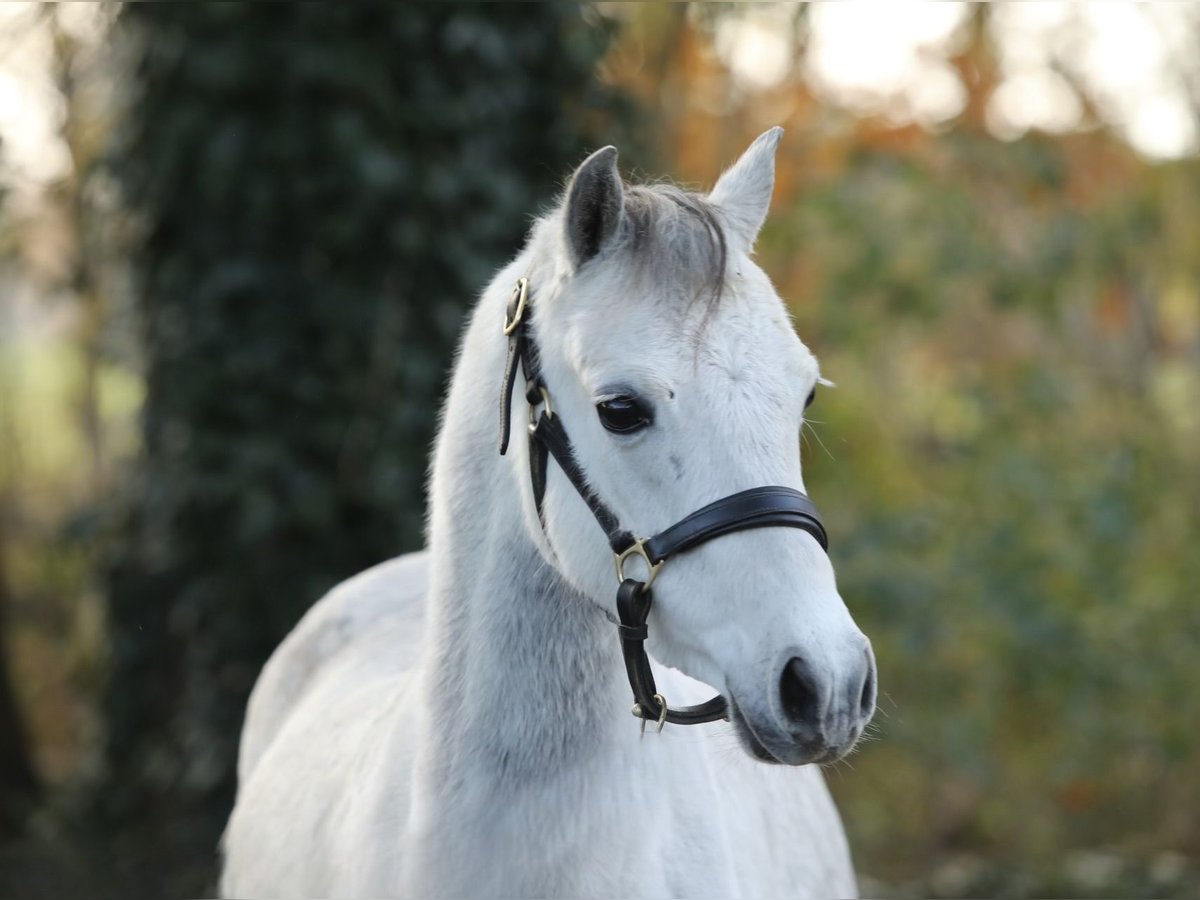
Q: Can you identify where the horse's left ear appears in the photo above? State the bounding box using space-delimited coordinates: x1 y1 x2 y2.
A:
708 126 783 254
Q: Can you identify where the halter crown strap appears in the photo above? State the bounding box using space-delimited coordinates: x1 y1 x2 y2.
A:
499 278 631 548
499 277 535 456
497 277 831 730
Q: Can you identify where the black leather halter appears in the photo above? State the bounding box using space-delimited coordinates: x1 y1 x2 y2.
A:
498 277 829 728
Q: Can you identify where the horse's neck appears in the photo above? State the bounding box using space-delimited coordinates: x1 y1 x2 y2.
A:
419 268 630 791
399 267 720 897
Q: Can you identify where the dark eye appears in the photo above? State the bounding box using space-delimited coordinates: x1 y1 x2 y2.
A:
805 387 817 409
596 396 652 434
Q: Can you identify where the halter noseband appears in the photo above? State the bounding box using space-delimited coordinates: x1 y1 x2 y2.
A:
498 277 829 729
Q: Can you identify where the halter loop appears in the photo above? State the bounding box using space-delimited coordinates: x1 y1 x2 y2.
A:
498 276 831 733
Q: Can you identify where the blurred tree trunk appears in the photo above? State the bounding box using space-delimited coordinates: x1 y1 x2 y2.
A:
100 2 637 839
48 8 109 490
0 523 39 837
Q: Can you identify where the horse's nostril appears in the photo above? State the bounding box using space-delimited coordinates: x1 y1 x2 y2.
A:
859 659 876 719
780 657 820 725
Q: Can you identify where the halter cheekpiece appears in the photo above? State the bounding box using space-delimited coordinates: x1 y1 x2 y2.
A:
498 276 830 729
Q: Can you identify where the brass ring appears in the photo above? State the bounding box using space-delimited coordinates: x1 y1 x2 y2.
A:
614 539 663 589
527 386 553 428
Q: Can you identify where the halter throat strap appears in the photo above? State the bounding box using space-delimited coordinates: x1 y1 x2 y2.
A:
497 277 830 728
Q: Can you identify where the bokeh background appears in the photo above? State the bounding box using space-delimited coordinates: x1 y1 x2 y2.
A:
0 3 1197 898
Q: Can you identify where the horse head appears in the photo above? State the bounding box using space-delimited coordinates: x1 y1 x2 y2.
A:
512 129 876 766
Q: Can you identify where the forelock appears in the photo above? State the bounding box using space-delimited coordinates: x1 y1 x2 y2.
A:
620 184 727 308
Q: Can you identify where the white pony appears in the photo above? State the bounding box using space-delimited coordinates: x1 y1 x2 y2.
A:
221 128 876 899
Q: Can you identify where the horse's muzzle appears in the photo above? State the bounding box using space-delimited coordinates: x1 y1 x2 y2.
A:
729 643 877 766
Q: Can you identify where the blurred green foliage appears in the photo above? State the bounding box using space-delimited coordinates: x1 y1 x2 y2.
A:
101 2 634 833
598 11 1200 886
766 131 1200 881
595 7 1199 880
0 4 1197 898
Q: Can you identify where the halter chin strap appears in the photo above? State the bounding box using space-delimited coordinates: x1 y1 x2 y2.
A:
498 277 830 728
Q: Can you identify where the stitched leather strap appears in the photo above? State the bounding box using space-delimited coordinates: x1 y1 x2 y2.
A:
644 486 827 562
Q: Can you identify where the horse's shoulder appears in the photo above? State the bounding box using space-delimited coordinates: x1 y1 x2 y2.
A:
236 550 429 784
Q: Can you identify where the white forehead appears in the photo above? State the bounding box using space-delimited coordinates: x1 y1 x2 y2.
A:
549 246 818 408
526 178 821 416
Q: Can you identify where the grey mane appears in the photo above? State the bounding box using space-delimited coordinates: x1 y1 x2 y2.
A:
619 184 728 310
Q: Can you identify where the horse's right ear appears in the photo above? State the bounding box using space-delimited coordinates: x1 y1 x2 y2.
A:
708 127 783 255
563 146 624 270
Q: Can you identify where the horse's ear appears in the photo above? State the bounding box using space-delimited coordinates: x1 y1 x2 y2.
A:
708 127 783 254
564 146 625 269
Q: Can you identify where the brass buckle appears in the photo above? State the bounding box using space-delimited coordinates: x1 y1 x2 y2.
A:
614 539 663 590
632 693 669 734
502 277 529 336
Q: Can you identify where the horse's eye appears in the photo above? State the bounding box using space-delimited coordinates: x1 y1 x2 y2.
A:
596 396 652 434
805 388 816 409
